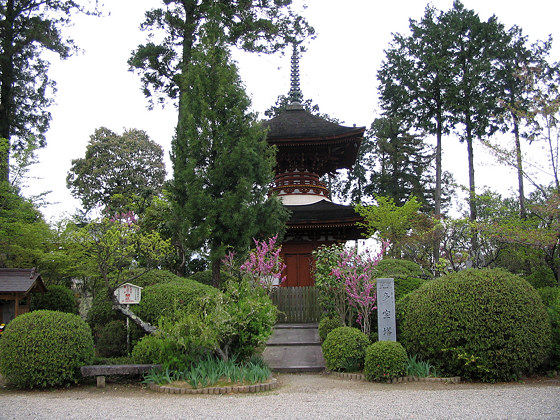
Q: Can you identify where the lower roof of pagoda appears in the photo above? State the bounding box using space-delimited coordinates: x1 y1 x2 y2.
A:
284 199 365 240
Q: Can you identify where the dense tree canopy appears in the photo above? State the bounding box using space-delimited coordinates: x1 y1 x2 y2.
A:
0 0 99 182
67 127 166 214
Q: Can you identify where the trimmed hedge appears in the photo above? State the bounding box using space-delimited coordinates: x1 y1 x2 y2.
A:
0 310 94 388
364 341 408 381
318 316 343 342
322 327 370 372
134 279 219 325
127 269 182 288
399 268 552 382
30 285 77 314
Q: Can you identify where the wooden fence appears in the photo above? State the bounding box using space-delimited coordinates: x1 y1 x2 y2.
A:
270 286 320 323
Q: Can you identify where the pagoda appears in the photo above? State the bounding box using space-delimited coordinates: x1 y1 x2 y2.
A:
263 47 366 287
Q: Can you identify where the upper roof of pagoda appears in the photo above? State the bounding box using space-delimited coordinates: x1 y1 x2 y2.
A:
263 107 365 144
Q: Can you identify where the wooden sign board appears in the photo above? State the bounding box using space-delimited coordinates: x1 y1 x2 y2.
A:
114 283 142 305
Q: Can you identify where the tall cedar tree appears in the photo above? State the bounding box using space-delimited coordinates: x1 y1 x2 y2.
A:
128 1 313 110
366 117 435 211
171 25 288 288
0 0 99 182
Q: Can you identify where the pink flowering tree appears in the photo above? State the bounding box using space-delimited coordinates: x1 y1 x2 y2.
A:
330 243 389 337
223 235 286 294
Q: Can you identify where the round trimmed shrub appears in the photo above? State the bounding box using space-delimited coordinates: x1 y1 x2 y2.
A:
322 327 370 372
318 316 343 342
134 279 219 324
30 285 77 313
0 310 94 388
399 268 552 382
96 320 128 358
364 341 407 381
128 269 181 288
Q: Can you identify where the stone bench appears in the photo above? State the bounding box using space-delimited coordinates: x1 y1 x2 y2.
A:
81 364 161 388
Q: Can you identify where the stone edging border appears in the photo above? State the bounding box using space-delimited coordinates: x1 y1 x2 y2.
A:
148 378 278 394
329 371 461 384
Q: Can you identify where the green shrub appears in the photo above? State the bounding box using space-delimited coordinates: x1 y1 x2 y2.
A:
134 279 219 325
525 267 556 289
96 320 128 358
318 316 343 342
131 333 190 370
546 295 560 370
86 290 125 331
322 327 370 372
374 258 424 278
364 341 408 381
399 268 552 382
128 269 181 288
0 310 94 388
30 285 77 314
538 286 560 307
189 269 235 287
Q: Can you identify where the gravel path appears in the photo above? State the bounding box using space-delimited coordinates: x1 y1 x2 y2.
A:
0 373 559 420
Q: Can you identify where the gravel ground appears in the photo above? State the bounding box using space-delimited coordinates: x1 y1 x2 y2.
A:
0 373 559 420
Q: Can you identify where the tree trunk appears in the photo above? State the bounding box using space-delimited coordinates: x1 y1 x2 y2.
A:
512 114 526 219
212 258 221 289
0 0 15 183
111 297 157 334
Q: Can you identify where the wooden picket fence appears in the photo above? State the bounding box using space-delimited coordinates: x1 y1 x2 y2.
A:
270 286 320 323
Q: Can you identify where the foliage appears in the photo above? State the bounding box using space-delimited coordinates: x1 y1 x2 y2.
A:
30 285 77 314
87 290 126 333
374 258 424 278
538 287 560 307
126 268 181 288
160 277 277 362
406 354 440 378
313 243 351 322
95 320 128 358
76 215 174 332
189 269 235 287
0 1 99 182
546 295 560 370
331 245 387 336
364 341 408 381
170 24 288 288
321 327 370 372
133 279 218 326
318 316 343 342
142 356 271 388
67 127 166 214
128 0 313 109
224 235 286 293
398 268 552 382
0 310 94 388
131 333 188 370
0 182 52 268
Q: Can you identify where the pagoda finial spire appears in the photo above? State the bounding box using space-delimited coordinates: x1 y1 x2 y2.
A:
288 43 303 109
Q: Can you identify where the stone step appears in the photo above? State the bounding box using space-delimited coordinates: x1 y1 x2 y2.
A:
262 344 325 373
266 327 320 346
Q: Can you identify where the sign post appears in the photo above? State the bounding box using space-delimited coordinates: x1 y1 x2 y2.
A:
114 283 142 354
376 278 396 341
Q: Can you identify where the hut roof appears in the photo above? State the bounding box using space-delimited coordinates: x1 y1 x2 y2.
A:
0 268 46 294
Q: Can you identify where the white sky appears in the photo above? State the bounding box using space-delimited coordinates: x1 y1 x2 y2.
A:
23 0 560 221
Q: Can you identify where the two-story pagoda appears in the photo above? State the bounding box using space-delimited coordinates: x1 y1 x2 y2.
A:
263 47 366 287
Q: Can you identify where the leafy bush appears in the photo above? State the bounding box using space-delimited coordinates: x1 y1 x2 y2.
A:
30 285 77 314
0 310 94 388
127 269 181 288
321 327 370 372
374 258 424 278
189 269 236 287
399 268 552 382
545 294 560 370
86 290 125 331
319 316 343 342
134 279 218 325
96 320 128 358
364 341 407 381
538 286 560 307
132 333 190 370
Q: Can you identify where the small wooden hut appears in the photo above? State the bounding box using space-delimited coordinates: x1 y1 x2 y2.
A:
0 268 46 324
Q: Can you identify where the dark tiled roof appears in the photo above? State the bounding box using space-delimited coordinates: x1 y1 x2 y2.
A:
286 200 363 226
0 268 46 294
263 107 365 142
